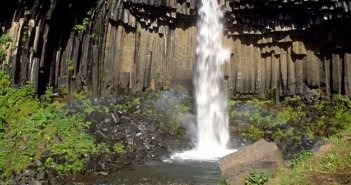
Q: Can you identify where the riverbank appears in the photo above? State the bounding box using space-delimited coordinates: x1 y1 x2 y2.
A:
268 129 351 184
1 68 351 184
0 70 193 184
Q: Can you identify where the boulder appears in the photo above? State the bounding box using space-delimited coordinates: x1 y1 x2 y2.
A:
219 139 284 185
311 139 334 157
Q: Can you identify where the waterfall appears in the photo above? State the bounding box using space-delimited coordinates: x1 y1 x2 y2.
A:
171 0 236 161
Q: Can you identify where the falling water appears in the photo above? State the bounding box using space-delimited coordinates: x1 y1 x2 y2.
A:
171 0 236 161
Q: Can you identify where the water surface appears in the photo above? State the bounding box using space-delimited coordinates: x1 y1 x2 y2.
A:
92 161 222 185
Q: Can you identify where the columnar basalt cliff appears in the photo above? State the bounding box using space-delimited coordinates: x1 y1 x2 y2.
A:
1 0 351 98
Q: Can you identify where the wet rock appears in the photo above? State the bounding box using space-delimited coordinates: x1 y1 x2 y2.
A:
121 116 131 123
167 130 176 136
35 160 43 167
19 144 27 150
29 179 42 185
104 117 112 124
24 169 36 177
138 122 146 131
94 130 107 143
36 171 46 180
97 171 109 176
49 177 59 185
111 112 121 123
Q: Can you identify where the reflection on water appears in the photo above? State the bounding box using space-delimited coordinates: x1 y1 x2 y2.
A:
93 161 221 185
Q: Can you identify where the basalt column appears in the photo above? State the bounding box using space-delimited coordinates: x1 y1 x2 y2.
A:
1 0 351 98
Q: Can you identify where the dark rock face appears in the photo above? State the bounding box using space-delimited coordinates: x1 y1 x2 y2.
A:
1 0 351 97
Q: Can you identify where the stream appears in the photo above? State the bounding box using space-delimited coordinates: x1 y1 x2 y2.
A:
86 161 221 185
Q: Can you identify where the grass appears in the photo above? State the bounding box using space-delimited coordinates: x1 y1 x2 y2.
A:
267 129 351 185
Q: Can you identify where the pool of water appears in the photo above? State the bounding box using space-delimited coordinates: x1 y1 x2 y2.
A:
90 161 222 185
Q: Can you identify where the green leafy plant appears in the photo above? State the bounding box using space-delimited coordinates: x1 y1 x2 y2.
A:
97 142 110 153
44 86 54 103
0 70 98 176
67 59 75 71
0 34 11 44
0 34 11 60
59 85 69 95
288 150 313 168
73 24 86 32
242 124 265 141
245 170 269 185
73 90 87 100
217 179 227 185
112 142 125 154
320 152 341 172
73 10 92 33
115 103 129 112
246 98 273 108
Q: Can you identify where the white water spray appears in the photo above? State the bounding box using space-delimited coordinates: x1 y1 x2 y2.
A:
171 0 236 161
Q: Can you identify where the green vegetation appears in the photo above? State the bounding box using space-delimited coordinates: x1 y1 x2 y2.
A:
217 179 227 185
97 142 110 153
288 150 313 168
0 70 97 176
67 59 75 71
268 130 351 184
114 97 141 113
229 95 351 143
1 63 350 185
232 95 351 184
0 69 156 180
245 170 269 185
112 142 125 154
0 34 11 60
73 10 92 33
